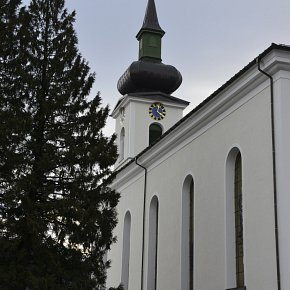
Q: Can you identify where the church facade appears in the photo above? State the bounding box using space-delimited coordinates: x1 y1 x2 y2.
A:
106 1 290 290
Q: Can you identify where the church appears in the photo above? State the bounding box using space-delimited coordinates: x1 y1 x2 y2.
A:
106 0 290 290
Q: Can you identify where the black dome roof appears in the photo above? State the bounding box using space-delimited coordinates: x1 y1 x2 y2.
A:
117 60 182 95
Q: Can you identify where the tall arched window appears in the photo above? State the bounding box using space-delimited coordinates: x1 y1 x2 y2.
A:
149 123 162 145
147 196 159 290
181 175 194 290
121 211 131 290
120 127 125 160
234 153 244 287
226 149 245 289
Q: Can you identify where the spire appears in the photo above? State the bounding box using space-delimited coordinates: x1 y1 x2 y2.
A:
117 0 182 96
137 0 165 37
136 0 165 61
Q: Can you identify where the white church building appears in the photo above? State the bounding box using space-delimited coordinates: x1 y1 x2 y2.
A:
106 1 290 290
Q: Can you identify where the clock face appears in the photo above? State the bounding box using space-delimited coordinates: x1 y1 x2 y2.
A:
149 103 166 120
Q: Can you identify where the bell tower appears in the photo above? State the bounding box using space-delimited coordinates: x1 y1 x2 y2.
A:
112 0 189 168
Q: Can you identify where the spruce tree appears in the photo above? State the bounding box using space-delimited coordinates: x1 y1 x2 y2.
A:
0 1 120 289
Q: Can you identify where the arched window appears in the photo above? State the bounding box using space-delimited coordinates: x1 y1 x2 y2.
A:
147 196 159 290
181 175 194 290
120 127 125 160
226 149 245 289
121 211 131 290
149 123 163 145
234 153 244 287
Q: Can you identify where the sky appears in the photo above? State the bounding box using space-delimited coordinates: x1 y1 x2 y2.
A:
23 0 290 136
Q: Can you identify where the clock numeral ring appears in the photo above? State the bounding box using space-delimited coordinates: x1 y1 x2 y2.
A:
149 102 166 120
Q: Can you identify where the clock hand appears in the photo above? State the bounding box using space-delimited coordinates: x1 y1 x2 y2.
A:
158 105 164 113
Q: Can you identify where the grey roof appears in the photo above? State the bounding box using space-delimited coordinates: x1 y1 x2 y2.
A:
137 0 165 38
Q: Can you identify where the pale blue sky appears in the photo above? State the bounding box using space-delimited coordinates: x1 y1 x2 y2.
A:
23 0 290 136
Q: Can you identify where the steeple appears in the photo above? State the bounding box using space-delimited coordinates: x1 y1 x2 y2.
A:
113 0 189 167
138 0 165 34
117 0 183 96
136 0 165 61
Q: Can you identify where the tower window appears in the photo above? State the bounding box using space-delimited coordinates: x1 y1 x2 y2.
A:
149 123 163 145
149 36 158 47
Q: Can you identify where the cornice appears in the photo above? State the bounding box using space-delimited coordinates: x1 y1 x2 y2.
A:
111 93 188 118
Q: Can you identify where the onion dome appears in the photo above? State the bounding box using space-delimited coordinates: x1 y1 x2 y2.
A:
118 61 182 95
117 0 182 96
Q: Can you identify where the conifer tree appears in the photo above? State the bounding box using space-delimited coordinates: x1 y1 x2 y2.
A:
0 1 120 289
0 0 22 129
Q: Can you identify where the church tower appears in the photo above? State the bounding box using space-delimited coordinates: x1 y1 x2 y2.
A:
112 0 189 168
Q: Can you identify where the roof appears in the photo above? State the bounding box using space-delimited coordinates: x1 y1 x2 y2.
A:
114 43 290 174
117 60 183 95
129 92 189 105
136 0 165 39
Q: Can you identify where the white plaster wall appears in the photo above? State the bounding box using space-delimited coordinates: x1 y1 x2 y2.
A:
132 101 184 156
274 70 290 290
107 174 145 289
114 98 184 167
108 86 278 290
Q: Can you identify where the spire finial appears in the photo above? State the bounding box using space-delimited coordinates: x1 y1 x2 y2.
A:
136 0 165 40
141 0 164 34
